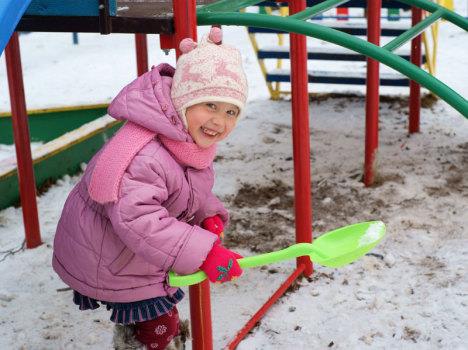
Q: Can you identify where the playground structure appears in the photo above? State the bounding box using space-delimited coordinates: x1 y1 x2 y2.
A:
1 0 467 349
248 0 445 99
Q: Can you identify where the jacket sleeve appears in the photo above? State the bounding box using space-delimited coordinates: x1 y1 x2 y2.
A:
192 191 229 227
105 154 218 275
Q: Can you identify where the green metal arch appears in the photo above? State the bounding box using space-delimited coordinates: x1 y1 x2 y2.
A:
197 5 468 117
398 0 468 30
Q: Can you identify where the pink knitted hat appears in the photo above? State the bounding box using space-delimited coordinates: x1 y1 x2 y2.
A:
171 27 248 127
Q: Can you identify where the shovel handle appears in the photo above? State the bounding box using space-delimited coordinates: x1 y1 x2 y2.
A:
168 243 315 287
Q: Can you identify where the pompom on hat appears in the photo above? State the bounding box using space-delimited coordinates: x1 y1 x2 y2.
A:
171 27 248 127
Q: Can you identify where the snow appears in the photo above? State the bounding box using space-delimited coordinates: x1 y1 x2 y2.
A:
1 2 467 349
358 222 385 247
0 142 43 163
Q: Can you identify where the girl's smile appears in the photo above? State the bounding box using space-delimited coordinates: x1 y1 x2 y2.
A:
202 127 220 137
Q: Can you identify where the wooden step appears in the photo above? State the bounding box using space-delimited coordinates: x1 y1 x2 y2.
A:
257 45 426 62
266 68 410 86
248 19 412 36
259 1 410 10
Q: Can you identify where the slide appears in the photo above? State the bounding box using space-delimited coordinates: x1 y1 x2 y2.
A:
0 0 33 55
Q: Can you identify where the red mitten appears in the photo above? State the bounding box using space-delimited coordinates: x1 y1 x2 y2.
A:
200 244 243 283
202 215 224 240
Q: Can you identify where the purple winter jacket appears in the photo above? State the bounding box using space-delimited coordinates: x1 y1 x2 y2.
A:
52 64 226 302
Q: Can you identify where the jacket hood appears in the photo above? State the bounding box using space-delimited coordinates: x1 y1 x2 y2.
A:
108 63 190 142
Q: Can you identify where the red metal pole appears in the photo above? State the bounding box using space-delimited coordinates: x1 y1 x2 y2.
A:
189 279 213 350
173 0 197 57
5 33 42 249
409 7 422 133
171 1 210 349
289 0 313 277
134 34 148 76
227 265 305 349
364 0 381 187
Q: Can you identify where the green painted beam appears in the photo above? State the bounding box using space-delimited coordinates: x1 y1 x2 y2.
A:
289 0 350 21
0 105 108 144
397 0 468 31
196 11 468 117
383 9 443 52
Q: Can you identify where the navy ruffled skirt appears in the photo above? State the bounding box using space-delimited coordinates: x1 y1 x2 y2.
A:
73 289 184 325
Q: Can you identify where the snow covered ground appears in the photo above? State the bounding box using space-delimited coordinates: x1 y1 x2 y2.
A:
1 3 467 349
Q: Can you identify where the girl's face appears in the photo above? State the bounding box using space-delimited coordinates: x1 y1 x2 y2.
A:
186 101 240 149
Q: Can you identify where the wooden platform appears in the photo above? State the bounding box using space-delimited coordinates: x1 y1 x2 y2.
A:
116 0 216 18
17 0 216 34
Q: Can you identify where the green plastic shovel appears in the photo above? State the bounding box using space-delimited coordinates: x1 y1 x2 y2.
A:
168 221 386 287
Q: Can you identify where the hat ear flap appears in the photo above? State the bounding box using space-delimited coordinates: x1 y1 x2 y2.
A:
208 27 222 44
179 38 197 54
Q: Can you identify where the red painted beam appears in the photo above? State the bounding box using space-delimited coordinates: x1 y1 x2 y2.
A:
289 0 313 277
5 33 42 249
227 265 306 349
134 34 148 76
409 7 422 133
173 0 197 57
364 0 381 187
171 1 211 349
189 280 213 350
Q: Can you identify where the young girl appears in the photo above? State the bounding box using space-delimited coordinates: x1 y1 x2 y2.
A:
52 27 247 350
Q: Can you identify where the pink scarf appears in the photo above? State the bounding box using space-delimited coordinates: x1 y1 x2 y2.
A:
89 122 216 204
159 135 216 170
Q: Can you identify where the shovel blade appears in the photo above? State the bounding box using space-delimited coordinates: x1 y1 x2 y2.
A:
309 221 386 267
